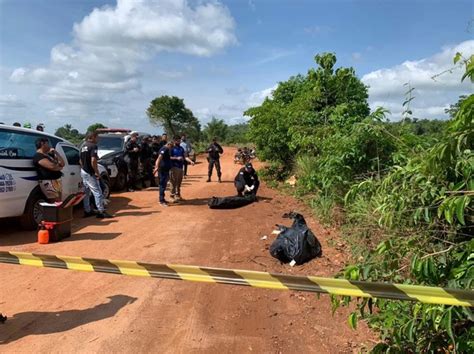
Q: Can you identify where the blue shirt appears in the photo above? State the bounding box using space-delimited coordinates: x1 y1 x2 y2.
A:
170 145 185 169
159 146 172 171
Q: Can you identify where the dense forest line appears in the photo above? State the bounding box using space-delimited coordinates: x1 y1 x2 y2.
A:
244 53 473 352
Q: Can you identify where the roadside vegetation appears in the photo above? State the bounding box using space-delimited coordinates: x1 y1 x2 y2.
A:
245 52 473 352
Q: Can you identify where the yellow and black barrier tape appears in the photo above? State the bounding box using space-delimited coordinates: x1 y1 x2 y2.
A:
0 251 472 306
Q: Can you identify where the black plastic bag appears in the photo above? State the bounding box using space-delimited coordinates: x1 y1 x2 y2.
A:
270 212 322 265
208 194 256 209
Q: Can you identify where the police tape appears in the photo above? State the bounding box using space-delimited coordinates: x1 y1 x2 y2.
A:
0 251 472 307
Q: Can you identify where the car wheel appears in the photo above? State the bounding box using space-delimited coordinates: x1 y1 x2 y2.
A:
20 188 45 230
114 170 127 191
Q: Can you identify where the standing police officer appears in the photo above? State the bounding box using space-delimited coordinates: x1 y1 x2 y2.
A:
124 133 141 192
140 136 156 188
206 137 223 183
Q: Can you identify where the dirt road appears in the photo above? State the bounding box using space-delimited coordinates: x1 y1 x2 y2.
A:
0 148 374 353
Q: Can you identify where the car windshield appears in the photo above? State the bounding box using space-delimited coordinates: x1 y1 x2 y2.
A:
98 136 124 152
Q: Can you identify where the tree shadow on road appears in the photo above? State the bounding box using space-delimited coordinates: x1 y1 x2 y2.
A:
0 295 137 345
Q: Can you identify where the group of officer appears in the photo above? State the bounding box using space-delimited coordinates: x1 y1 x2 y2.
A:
123 133 192 192
121 132 259 206
146 135 259 206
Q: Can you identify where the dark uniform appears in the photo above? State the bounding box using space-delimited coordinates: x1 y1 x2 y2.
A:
157 145 172 204
124 139 140 190
140 140 155 187
207 142 223 182
234 164 259 196
151 142 161 162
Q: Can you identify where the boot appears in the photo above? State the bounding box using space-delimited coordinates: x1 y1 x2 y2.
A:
206 177 211 182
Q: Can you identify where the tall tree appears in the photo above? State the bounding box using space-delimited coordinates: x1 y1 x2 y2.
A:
245 52 370 158
146 95 201 140
54 124 84 145
202 117 228 142
87 123 107 133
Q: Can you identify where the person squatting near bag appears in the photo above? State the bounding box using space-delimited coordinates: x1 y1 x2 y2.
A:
32 137 65 203
169 136 195 202
234 162 260 197
270 212 322 265
153 140 174 207
80 132 113 219
124 133 141 192
140 136 156 188
206 137 223 183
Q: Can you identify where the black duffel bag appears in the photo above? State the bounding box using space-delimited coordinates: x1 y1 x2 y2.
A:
270 212 322 265
208 194 256 209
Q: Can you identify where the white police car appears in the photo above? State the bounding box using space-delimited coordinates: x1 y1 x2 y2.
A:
0 125 110 229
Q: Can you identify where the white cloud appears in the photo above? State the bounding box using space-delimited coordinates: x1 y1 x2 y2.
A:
196 84 277 124
0 94 26 108
7 0 236 123
362 40 474 119
246 84 277 107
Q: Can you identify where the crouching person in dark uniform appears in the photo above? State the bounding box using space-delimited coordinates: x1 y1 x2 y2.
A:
234 163 260 197
124 133 141 192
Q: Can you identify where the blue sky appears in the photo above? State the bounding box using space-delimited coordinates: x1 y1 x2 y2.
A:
0 0 472 134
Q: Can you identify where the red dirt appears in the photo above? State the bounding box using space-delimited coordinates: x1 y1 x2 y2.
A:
0 147 375 353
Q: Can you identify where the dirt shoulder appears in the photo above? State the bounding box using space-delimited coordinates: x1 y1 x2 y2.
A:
0 147 374 353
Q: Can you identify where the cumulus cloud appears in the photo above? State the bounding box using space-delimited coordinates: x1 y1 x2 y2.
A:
362 40 474 119
0 94 26 108
8 0 236 120
246 84 277 107
197 84 277 124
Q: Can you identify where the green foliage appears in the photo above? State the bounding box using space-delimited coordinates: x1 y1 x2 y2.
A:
202 117 228 142
339 94 474 352
54 124 84 145
86 123 107 133
226 123 250 144
146 95 201 141
198 118 249 145
247 50 474 351
246 53 369 166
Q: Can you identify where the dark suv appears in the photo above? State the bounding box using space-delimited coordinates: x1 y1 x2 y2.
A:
94 130 149 191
